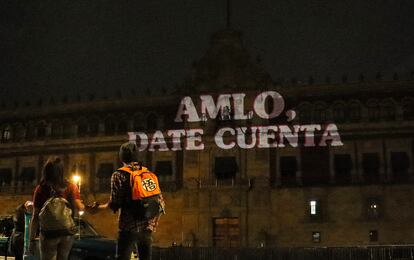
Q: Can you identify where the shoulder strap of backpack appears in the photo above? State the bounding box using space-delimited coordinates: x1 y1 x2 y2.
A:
118 166 151 175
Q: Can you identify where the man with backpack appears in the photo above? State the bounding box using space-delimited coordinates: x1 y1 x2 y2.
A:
93 142 165 260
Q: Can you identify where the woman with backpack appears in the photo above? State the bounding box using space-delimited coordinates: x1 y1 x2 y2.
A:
28 157 85 260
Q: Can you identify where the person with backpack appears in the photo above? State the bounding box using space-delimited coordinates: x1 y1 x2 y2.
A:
28 157 85 260
92 142 165 260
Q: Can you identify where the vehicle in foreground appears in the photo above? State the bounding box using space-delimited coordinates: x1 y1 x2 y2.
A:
1 216 118 260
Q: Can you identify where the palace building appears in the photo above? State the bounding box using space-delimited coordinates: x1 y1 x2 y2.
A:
1 28 414 247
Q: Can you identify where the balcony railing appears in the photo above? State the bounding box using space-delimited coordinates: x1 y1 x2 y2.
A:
192 178 252 189
0 184 36 195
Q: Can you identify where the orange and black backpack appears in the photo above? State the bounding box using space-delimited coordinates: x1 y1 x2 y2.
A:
118 164 165 220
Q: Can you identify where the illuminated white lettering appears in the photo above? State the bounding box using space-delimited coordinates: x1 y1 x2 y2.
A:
148 131 169 152
215 127 236 149
128 132 149 151
253 91 285 119
232 93 248 120
257 126 278 148
278 125 300 148
200 94 232 121
236 127 258 149
186 129 204 150
174 96 200 122
319 123 344 146
167 129 186 151
300 125 321 147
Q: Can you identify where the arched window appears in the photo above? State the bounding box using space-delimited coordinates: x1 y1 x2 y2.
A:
77 117 88 137
381 99 396 121
147 112 158 130
348 101 361 122
62 119 73 138
117 115 129 134
133 113 145 131
104 115 116 135
0 168 12 186
332 102 346 122
51 120 62 138
36 121 48 138
1 125 11 142
367 100 380 122
89 117 100 136
14 123 25 141
313 102 328 122
402 98 414 120
26 122 36 140
298 103 312 123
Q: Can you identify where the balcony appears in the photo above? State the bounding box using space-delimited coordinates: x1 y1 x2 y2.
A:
0 184 36 195
190 178 252 189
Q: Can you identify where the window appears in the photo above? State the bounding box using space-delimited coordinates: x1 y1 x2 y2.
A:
313 103 327 122
402 99 414 120
214 157 238 180
89 118 99 136
390 152 409 182
381 101 395 121
279 156 297 185
213 217 240 247
96 163 113 192
0 168 12 187
155 161 173 181
349 102 361 122
36 121 47 138
366 197 381 220
367 100 380 122
301 147 330 186
362 153 380 183
221 106 232 120
369 230 378 242
133 114 145 131
312 231 321 243
334 154 352 184
77 118 88 137
14 123 26 141
62 120 72 138
104 116 116 135
20 167 36 186
1 127 11 142
51 121 61 138
310 200 318 215
332 103 345 122
117 120 128 134
147 113 158 130
298 103 312 123
26 123 35 140
309 199 322 221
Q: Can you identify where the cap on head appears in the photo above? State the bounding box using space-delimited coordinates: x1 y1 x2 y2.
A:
119 142 138 163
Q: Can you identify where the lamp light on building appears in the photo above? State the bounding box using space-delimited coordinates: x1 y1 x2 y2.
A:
72 174 81 193
72 174 82 240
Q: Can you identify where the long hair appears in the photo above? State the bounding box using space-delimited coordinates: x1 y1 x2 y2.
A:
40 157 66 188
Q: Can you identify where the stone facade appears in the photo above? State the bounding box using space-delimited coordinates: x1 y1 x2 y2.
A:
1 28 414 248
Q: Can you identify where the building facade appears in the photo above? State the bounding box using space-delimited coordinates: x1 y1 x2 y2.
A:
1 29 414 247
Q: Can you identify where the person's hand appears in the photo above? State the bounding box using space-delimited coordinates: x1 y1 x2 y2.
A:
86 201 101 214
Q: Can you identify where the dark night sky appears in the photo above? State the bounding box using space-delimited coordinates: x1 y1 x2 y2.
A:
1 0 414 105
